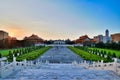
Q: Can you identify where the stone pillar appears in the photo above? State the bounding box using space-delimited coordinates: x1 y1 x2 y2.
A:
101 60 103 70
13 57 16 68
13 57 16 62
24 59 27 68
72 60 77 66
0 60 1 78
6 60 8 65
93 61 95 69
84 60 87 67
114 58 117 72
45 60 49 65
30 61 33 66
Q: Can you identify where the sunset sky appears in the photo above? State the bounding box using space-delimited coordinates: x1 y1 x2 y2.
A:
0 0 120 40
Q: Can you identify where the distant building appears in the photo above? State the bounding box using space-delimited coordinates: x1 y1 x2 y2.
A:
74 35 95 46
53 40 65 44
24 34 44 46
0 30 9 48
111 33 120 43
94 29 111 43
0 30 9 40
94 35 103 43
104 29 111 43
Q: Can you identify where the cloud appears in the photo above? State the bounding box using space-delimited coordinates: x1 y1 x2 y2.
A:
0 22 29 39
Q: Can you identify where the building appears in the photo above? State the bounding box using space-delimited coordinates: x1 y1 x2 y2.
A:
75 35 96 46
94 35 103 43
94 29 111 43
104 29 111 43
75 35 89 44
23 34 44 46
0 30 9 48
0 30 9 40
53 40 65 44
111 33 120 43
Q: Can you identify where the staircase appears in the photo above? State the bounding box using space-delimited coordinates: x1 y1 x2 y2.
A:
3 63 120 80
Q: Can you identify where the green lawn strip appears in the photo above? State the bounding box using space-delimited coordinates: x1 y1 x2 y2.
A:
89 47 120 57
0 46 40 57
68 46 108 62
0 48 24 57
16 46 51 61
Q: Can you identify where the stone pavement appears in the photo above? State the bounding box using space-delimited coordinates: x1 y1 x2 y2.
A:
35 46 83 63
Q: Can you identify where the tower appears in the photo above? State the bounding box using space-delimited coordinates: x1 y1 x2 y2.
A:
105 29 109 37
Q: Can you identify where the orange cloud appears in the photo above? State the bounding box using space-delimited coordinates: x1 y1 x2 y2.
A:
0 23 29 40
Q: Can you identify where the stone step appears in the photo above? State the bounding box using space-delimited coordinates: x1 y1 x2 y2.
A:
2 64 120 80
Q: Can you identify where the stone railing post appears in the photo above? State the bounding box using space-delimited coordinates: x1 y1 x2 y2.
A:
24 59 27 68
72 60 77 66
93 61 95 69
101 60 103 70
0 60 1 78
13 57 16 69
113 58 117 72
45 60 49 65
84 60 87 67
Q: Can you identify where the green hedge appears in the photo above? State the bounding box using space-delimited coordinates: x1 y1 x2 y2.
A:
16 46 51 61
68 46 110 62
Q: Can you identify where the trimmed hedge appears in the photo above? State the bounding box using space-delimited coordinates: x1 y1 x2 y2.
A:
68 46 111 62
16 46 51 61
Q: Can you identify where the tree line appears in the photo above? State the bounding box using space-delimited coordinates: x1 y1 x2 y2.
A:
95 42 120 51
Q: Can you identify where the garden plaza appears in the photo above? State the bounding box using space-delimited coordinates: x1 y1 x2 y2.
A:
0 46 120 80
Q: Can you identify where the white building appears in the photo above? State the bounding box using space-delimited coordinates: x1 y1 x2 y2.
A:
53 40 65 44
94 29 111 43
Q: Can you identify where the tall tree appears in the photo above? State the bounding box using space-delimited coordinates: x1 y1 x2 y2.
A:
0 53 2 58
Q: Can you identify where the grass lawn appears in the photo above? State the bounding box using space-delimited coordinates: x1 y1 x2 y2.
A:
68 46 108 62
16 46 51 61
0 48 26 57
89 47 120 58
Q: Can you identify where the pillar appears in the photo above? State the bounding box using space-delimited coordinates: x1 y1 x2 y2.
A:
24 59 27 68
101 60 103 70
114 58 117 72
93 61 95 69
0 60 1 78
13 57 16 68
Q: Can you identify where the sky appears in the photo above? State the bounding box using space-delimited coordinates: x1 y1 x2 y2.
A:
0 0 120 40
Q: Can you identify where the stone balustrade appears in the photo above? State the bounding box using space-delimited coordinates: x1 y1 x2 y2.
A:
72 58 120 75
1 57 120 78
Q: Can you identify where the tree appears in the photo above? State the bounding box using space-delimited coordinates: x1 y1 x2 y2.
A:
14 50 18 57
102 53 105 57
119 56 120 59
112 53 116 58
95 42 104 48
108 52 111 57
107 55 111 61
0 53 2 58
101 50 103 54
8 51 13 60
104 51 106 55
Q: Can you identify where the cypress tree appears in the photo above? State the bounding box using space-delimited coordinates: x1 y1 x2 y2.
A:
112 52 116 58
0 53 2 58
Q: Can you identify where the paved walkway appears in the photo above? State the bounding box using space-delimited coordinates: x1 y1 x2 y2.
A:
36 46 83 63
